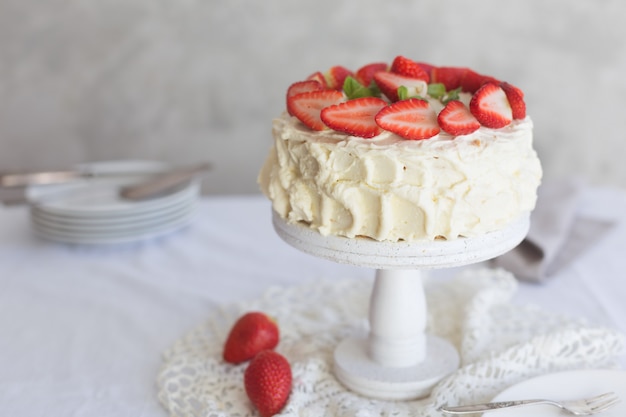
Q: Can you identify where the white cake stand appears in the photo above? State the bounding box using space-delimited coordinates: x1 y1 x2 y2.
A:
272 211 530 400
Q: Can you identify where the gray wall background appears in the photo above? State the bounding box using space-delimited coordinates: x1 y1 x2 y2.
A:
1 0 625 194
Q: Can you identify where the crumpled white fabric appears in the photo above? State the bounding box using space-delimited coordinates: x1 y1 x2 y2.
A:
493 179 616 282
157 267 625 417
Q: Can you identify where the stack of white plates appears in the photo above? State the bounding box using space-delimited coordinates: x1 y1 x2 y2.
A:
26 160 200 245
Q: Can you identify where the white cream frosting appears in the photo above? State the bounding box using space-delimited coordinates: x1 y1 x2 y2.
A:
259 111 542 242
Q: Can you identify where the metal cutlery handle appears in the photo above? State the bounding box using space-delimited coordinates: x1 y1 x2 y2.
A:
0 170 88 188
119 162 211 201
440 399 546 414
439 392 620 415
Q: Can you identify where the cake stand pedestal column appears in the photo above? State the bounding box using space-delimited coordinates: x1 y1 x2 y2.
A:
273 212 530 400
368 269 427 367
333 268 460 400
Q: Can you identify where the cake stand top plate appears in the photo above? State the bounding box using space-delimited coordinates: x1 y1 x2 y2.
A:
272 211 530 269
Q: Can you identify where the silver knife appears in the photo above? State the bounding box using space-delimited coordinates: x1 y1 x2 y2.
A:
119 162 211 201
0 168 102 188
1 162 211 205
0 164 174 188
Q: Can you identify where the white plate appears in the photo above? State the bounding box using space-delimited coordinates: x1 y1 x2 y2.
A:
27 160 199 217
30 196 193 227
487 369 626 416
31 203 194 234
32 211 194 245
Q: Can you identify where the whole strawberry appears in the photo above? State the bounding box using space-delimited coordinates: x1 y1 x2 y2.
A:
223 312 279 364
244 350 292 417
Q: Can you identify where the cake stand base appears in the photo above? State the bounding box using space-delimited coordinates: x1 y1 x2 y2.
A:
273 211 530 401
334 335 459 400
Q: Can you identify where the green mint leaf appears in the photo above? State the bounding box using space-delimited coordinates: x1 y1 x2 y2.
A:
342 76 361 98
397 85 427 101
397 86 409 101
368 81 381 97
427 83 446 99
442 87 462 104
343 76 379 100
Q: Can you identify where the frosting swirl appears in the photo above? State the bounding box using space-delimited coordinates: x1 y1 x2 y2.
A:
259 112 542 242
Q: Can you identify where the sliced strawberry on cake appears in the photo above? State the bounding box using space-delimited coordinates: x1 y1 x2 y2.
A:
325 65 354 90
414 61 435 75
375 98 440 140
355 62 388 86
287 90 344 131
430 66 467 91
373 71 428 102
306 71 328 88
390 55 430 83
469 83 512 129
460 69 501 94
286 80 325 116
500 82 526 119
437 100 480 136
320 97 387 138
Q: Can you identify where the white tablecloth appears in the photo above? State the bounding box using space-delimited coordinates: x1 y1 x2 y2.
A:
1 189 625 416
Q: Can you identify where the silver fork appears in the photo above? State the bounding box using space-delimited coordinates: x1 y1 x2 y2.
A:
439 392 620 415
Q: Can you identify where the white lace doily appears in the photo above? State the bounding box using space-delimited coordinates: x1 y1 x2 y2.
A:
157 268 625 417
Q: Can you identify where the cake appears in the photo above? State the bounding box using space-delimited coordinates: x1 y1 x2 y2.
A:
258 56 542 242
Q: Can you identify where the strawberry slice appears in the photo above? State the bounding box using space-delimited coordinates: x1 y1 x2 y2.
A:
375 98 440 140
430 66 467 91
287 90 344 131
286 80 325 115
500 81 524 98
325 65 354 90
355 62 388 86
500 82 526 119
320 97 387 138
460 69 501 94
307 71 328 88
469 83 512 129
373 71 428 102
458 69 483 93
415 61 436 75
437 100 480 136
390 55 430 82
